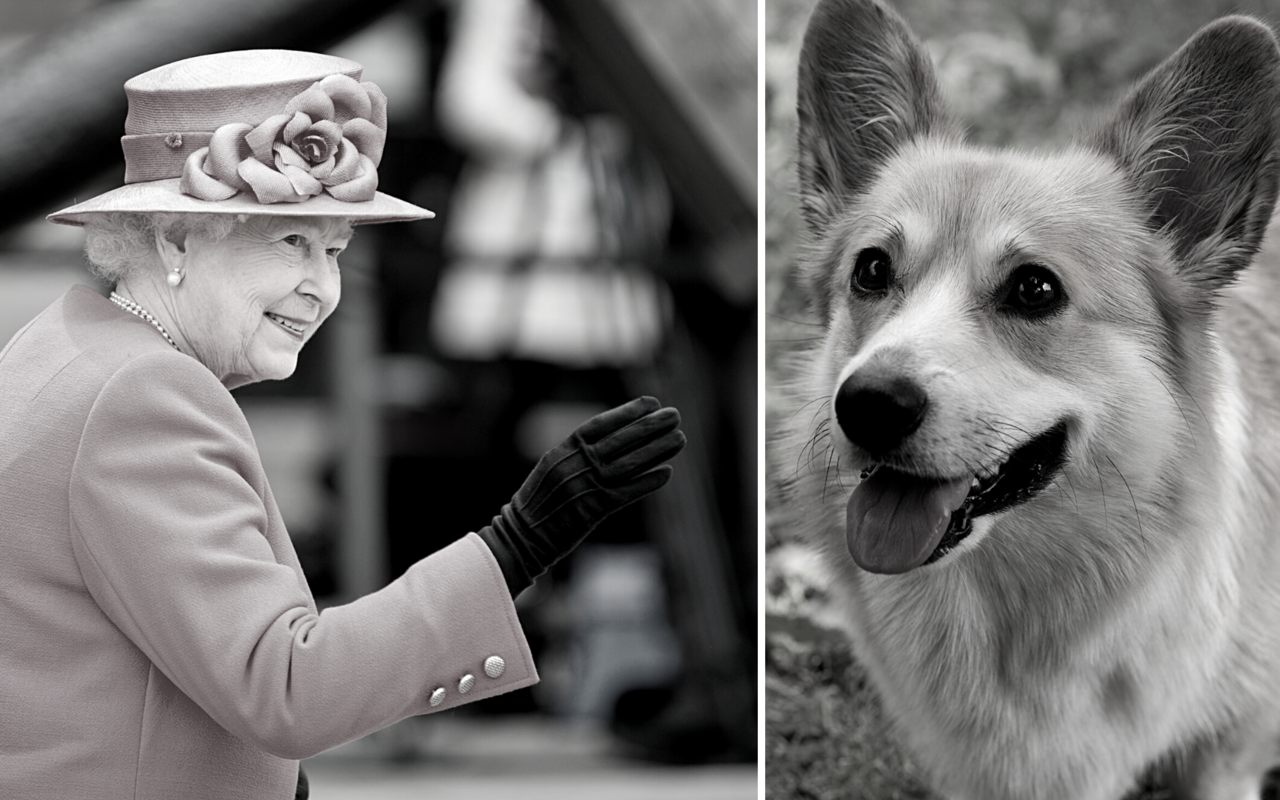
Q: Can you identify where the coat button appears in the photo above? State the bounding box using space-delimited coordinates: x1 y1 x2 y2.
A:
429 688 446 707
459 674 476 694
484 656 506 678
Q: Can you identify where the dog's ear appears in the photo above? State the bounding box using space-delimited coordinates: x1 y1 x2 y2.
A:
1091 17 1280 297
796 0 951 232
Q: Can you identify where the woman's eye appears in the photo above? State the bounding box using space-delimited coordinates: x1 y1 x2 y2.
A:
1003 264 1065 316
283 235 304 247
850 247 892 295
326 248 343 258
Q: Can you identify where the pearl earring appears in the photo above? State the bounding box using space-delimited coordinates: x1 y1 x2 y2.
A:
167 267 182 287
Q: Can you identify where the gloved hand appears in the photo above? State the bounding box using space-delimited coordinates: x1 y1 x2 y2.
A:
477 397 685 596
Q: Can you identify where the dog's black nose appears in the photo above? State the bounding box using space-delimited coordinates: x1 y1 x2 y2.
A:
835 371 928 457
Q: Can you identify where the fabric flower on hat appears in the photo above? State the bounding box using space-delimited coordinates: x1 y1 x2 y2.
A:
180 75 387 204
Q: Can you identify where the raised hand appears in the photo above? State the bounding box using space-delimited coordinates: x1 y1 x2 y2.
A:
477 397 685 595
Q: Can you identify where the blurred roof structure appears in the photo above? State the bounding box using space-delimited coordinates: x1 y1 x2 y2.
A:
539 0 756 242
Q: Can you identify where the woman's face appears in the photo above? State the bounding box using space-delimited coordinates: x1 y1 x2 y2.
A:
173 216 350 389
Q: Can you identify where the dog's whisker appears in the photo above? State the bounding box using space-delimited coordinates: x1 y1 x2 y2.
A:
822 441 839 502
833 452 847 491
1094 462 1110 540
1140 354 1211 429
796 427 831 477
1062 470 1081 514
786 394 830 424
794 423 821 476
792 402 834 476
1103 455 1148 564
805 397 832 430
1139 356 1202 451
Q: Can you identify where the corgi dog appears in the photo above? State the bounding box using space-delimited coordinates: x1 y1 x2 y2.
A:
778 1 1280 798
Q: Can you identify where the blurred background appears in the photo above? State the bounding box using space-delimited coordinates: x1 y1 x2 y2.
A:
765 0 1280 798
0 0 756 797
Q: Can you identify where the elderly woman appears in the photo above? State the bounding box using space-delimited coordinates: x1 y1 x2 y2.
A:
0 51 684 800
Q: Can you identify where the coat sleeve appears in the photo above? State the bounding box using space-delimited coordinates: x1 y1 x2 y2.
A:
67 352 537 760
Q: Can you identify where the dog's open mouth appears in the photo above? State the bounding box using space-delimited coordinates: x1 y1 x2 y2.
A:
846 421 1069 574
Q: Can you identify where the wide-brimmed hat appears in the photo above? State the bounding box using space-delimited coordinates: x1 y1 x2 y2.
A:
48 49 434 226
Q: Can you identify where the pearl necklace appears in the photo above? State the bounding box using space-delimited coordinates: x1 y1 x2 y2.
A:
109 292 179 350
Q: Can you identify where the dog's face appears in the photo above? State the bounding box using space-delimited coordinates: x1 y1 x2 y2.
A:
815 143 1182 572
791 0 1280 575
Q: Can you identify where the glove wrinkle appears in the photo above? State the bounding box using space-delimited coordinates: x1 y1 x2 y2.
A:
527 487 603 527
523 465 592 518
519 449 576 500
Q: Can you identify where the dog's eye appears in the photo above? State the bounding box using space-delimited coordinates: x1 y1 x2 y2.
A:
1004 265 1064 316
851 248 892 295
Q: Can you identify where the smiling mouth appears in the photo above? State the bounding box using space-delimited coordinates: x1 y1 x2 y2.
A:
924 421 1070 563
845 421 1070 573
265 312 309 336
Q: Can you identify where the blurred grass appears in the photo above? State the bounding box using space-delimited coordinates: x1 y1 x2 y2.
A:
765 0 1280 797
766 614 936 800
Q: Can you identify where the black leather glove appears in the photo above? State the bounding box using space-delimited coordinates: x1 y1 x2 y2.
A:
477 396 685 596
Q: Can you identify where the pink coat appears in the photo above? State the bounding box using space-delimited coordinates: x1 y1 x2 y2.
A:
0 286 538 799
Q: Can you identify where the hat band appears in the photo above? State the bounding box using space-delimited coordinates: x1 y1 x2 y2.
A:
122 132 215 183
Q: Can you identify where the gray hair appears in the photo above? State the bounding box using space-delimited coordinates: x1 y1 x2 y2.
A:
83 213 243 284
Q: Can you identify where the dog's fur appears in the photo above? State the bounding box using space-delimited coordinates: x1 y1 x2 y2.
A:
778 2 1280 798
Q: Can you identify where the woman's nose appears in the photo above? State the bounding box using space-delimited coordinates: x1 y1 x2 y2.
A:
299 254 341 307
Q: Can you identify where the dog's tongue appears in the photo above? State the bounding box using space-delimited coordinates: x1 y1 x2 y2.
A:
846 469 972 574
